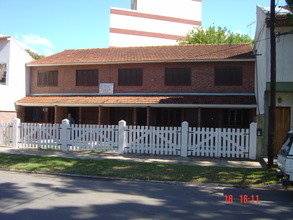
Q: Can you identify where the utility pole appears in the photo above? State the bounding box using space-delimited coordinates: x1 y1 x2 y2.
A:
268 0 276 169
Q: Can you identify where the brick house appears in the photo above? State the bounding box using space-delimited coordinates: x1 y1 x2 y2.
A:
16 44 256 128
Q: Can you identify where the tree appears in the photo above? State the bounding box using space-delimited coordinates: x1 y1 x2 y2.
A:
177 26 253 45
25 49 45 60
286 0 293 23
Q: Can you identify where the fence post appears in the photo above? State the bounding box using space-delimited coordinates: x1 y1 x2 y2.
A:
181 121 189 157
249 122 257 160
61 119 69 152
12 118 20 148
118 120 126 154
37 124 42 149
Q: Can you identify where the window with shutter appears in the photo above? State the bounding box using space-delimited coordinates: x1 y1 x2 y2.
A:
118 68 143 86
215 66 242 86
37 71 58 86
76 69 99 86
165 67 191 85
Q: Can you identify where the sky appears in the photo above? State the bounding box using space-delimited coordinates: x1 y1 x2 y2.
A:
0 0 288 56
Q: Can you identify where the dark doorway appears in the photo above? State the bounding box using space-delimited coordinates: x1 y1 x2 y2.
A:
136 108 147 126
68 107 79 124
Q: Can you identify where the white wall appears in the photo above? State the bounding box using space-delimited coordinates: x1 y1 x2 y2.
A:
110 10 196 37
254 6 293 115
275 26 293 82
0 37 33 111
135 0 201 21
110 33 177 47
254 6 269 115
110 0 201 47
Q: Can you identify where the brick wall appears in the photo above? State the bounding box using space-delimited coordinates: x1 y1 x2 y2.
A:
30 61 255 94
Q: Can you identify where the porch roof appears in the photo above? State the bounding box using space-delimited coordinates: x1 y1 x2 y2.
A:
16 95 256 108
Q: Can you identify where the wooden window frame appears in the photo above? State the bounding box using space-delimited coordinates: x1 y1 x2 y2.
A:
118 68 143 86
223 109 243 127
165 67 191 86
76 69 99 86
37 70 58 86
215 66 242 86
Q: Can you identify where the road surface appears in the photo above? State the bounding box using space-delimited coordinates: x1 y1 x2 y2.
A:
0 171 292 220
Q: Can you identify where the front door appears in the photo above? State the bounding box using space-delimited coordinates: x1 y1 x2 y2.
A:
275 107 291 155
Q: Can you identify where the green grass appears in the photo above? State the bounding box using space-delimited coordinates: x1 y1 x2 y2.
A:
0 153 277 186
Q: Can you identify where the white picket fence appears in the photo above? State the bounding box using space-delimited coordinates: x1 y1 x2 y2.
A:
0 122 13 146
0 118 257 159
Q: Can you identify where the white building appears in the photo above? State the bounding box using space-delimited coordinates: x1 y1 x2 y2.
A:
254 6 293 155
109 0 202 47
0 36 33 122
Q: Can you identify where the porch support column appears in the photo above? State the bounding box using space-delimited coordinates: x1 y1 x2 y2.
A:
79 107 82 124
98 106 102 125
198 108 201 127
147 106 151 126
54 106 58 124
133 107 137 125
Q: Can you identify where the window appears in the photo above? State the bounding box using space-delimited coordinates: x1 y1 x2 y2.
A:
118 68 143 86
165 67 191 85
223 109 243 127
156 108 181 126
215 66 242 86
0 63 7 85
280 135 293 156
37 71 58 86
76 69 99 86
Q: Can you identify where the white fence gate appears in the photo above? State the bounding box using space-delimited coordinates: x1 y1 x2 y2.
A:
67 124 118 151
188 127 250 158
0 118 257 159
124 125 181 155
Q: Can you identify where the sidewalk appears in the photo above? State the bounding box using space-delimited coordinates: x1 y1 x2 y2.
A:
0 146 263 168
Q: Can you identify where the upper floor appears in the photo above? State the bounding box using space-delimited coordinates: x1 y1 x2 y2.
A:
27 44 255 95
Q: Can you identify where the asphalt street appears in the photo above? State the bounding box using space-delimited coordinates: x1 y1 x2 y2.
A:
0 171 292 220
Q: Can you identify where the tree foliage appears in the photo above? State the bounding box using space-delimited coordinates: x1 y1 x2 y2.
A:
25 49 45 60
286 0 293 24
177 26 253 45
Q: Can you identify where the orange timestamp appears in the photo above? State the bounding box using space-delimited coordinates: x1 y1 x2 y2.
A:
224 195 259 204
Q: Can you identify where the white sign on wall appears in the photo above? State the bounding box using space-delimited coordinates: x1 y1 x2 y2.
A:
99 83 114 95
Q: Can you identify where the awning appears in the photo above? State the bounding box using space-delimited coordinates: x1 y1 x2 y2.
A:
16 95 256 108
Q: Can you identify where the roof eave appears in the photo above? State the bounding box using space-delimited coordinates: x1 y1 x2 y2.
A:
16 102 257 109
27 58 255 67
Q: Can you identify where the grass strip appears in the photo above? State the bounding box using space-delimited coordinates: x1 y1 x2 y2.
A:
0 153 277 185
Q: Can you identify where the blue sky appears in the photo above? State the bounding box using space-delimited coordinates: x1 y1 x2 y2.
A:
0 0 288 56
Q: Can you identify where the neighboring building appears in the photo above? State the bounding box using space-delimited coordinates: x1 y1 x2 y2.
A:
109 0 202 47
0 36 33 122
254 6 293 156
16 43 256 130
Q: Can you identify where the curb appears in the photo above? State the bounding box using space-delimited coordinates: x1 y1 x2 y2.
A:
0 168 290 191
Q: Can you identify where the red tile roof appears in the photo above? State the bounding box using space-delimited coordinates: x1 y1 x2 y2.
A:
16 95 256 106
0 36 11 40
28 44 254 66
